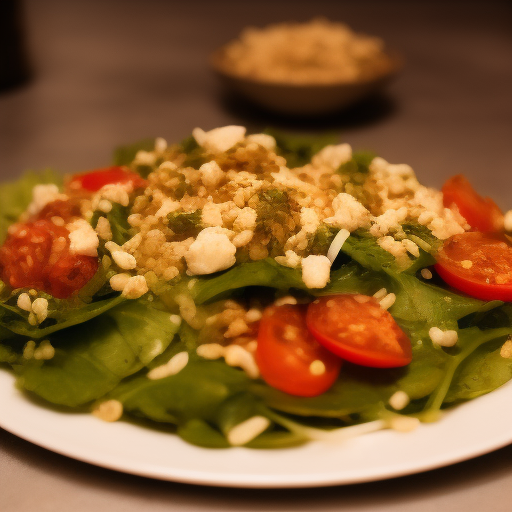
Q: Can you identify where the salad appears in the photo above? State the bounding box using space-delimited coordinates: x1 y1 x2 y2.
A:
0 126 511 449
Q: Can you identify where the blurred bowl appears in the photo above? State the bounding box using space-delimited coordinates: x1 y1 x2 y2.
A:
211 48 404 116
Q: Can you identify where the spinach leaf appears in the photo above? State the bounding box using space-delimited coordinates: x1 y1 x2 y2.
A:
265 129 338 168
112 139 155 167
14 301 180 406
109 357 250 425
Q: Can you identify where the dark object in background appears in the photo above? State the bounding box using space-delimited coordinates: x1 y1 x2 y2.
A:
0 0 31 91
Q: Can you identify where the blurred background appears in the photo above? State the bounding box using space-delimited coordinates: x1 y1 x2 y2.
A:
1 0 511 209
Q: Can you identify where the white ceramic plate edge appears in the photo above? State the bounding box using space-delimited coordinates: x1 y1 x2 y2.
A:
1 368 511 488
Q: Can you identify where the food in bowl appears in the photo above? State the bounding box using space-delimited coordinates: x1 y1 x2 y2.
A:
215 18 395 85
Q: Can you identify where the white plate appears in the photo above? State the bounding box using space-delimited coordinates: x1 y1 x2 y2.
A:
1 368 511 488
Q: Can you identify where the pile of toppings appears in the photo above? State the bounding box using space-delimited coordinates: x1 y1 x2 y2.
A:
215 18 394 84
71 125 471 295
1 125 510 321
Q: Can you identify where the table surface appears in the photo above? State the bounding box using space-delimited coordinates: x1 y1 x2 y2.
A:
1 1 511 510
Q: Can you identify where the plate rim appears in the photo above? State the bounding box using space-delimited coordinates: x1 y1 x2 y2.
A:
1 368 511 488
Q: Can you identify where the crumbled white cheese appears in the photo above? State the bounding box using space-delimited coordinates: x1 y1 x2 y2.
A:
370 207 408 237
389 391 410 411
154 137 167 153
122 275 148 299
17 293 32 312
227 416 270 446
300 207 320 234
301 255 331 289
275 250 302 268
92 400 124 423
155 198 181 218
97 183 130 207
192 125 246 154
147 351 189 380
27 184 67 217
111 250 137 270
109 273 131 291
67 219 99 257
199 161 225 188
31 297 48 323
233 207 257 231
185 227 237 275
324 193 371 232
245 133 276 151
311 143 352 170
95 216 113 241
429 327 458 347
202 202 224 227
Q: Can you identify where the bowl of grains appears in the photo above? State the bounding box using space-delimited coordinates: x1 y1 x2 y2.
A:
211 18 403 116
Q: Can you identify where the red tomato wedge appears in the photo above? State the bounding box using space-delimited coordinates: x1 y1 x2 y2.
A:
306 295 412 368
435 232 512 301
68 166 146 193
256 305 342 397
0 220 98 299
442 174 504 232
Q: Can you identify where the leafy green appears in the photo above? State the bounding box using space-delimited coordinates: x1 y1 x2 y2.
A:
0 294 124 339
265 129 338 168
91 203 132 246
167 210 202 236
110 357 249 425
337 150 376 175
0 169 62 244
14 301 181 407
113 139 155 167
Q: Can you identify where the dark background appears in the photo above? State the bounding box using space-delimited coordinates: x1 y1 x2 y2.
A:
1 1 511 511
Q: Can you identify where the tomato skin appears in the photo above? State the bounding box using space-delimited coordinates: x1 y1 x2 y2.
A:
442 174 504 232
256 305 342 397
306 295 412 368
0 220 98 299
68 166 146 193
36 199 82 223
435 232 512 301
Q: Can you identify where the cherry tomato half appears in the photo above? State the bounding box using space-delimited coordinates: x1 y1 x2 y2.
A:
0 220 98 299
256 305 342 397
68 166 146 193
435 231 512 301
442 174 504 232
306 295 412 368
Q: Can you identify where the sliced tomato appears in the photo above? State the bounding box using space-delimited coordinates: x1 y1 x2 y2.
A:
0 220 98 299
306 295 412 368
36 199 81 223
256 305 342 397
442 174 504 232
435 231 512 301
68 166 146 193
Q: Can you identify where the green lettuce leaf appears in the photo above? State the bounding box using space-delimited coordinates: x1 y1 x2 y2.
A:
13 301 181 406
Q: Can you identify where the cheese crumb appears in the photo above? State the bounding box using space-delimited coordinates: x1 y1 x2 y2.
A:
389 391 410 410
147 351 189 380
301 255 331 289
17 293 32 312
92 400 123 422
67 219 99 257
192 126 246 154
185 228 237 275
429 327 458 347
121 275 148 299
227 416 270 446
